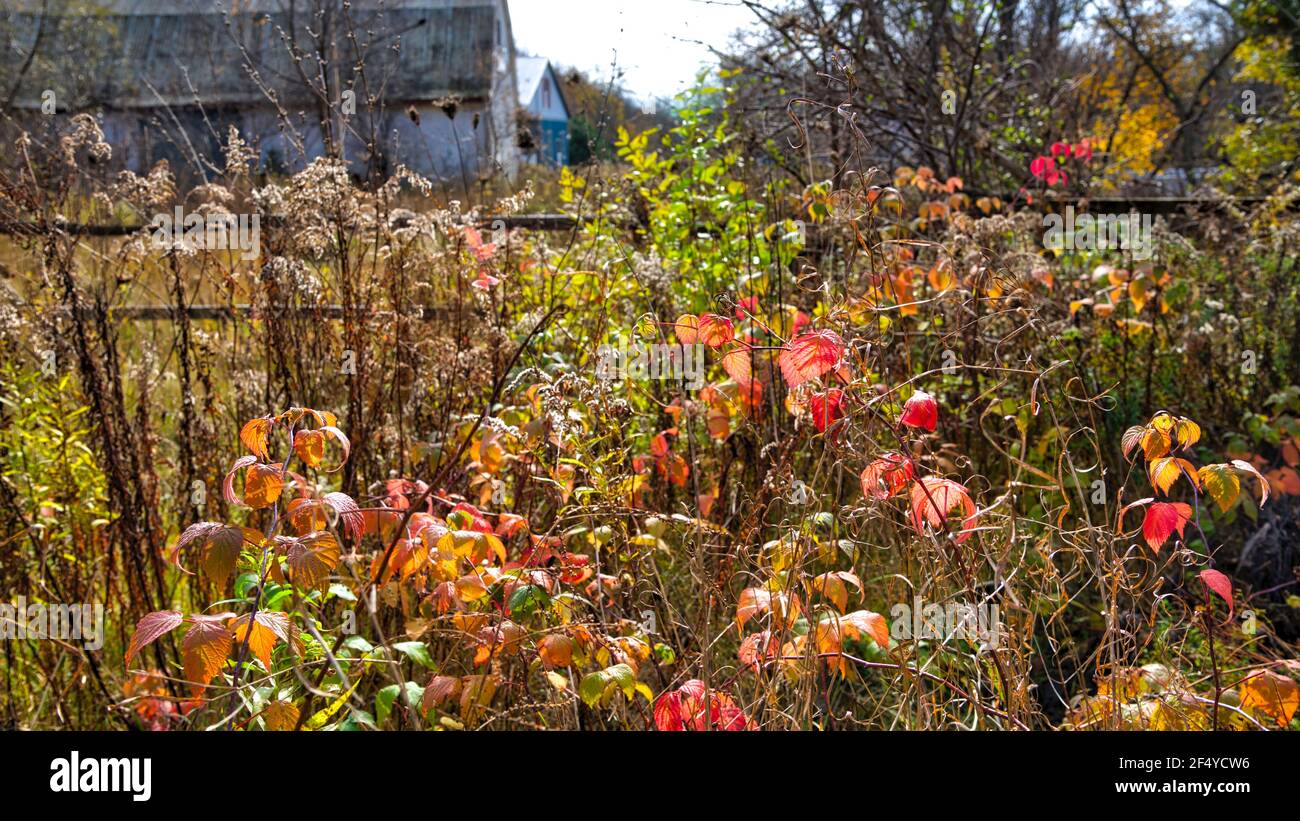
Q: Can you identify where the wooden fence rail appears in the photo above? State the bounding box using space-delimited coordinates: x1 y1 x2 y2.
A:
0 213 585 237
0 197 1284 238
52 304 457 322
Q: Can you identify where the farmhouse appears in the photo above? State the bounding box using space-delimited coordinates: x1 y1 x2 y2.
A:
515 56 569 167
0 0 535 184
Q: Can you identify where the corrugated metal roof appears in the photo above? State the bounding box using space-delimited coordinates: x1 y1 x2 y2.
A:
1 0 502 109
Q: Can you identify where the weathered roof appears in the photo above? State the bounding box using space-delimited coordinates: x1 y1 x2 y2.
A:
515 55 568 119
1 0 503 109
515 56 548 106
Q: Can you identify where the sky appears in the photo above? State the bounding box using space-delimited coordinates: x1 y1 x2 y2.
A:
508 0 760 104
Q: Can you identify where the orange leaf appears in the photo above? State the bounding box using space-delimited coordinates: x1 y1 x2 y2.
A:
263 700 300 731
860 452 914 500
182 615 234 696
239 416 273 460
284 532 340 589
673 314 699 345
697 313 735 348
721 347 754 388
1238 670 1299 726
537 634 574 669
909 477 978 543
812 571 862 612
229 611 296 673
736 587 799 632
293 426 351 471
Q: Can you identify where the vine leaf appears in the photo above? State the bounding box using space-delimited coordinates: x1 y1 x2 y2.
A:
812 570 863 612
673 314 699 345
223 456 285 509
721 347 753 388
229 611 297 672
697 313 734 348
165 522 249 588
735 587 799 633
909 477 978 543
808 389 846 433
1198 464 1242 512
900 389 938 432
815 610 890 677
263 700 300 731
1140 502 1193 553
323 492 364 541
1147 457 1198 495
182 614 235 696
239 416 274 460
125 610 184 665
1197 568 1234 620
293 426 351 471
1238 670 1299 726
778 330 843 388
860 452 914 500
285 532 341 589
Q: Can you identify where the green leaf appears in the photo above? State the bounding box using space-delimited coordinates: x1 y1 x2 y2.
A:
578 671 609 707
376 681 424 726
341 635 374 655
391 641 436 669
329 583 358 602
507 584 549 619
578 663 639 707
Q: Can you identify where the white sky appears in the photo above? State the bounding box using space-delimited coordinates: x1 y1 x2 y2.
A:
508 0 759 102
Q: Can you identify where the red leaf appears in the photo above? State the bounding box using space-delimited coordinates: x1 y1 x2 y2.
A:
899 389 938 431
909 477 978 543
808 389 846 433
654 680 749 731
778 330 843 389
860 452 914 500
738 630 780 672
1198 568 1234 620
650 431 671 458
734 295 760 319
449 502 493 534
1141 502 1193 553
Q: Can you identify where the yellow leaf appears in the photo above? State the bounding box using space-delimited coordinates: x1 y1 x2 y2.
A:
304 681 359 730
1198 464 1241 513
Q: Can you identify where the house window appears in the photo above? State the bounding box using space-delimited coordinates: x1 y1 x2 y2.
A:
541 77 551 109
